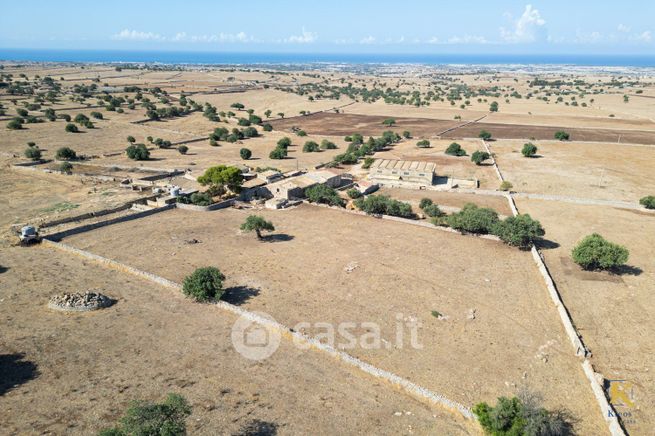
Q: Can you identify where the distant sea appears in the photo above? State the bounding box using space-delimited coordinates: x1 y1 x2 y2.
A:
1 49 655 67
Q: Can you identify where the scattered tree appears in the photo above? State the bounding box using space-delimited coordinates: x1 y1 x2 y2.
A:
240 215 275 240
416 139 431 148
55 147 77 161
572 233 629 271
382 118 396 127
554 130 570 141
59 162 73 174
478 130 492 141
471 150 491 165
522 142 538 157
177 145 188 154
64 123 79 133
125 143 150 160
445 142 467 156
492 214 545 248
305 184 344 207
489 101 499 112
239 148 252 160
7 119 23 130
24 146 42 161
444 203 499 234
354 195 414 218
302 141 320 152
197 165 243 192
127 135 136 143
499 181 513 191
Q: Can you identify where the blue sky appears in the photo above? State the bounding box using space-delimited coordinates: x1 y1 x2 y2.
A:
1 0 653 54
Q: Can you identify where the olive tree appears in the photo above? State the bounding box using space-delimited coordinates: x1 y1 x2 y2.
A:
240 215 275 239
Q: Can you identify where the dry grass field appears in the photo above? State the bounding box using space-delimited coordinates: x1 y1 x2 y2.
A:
59 205 606 435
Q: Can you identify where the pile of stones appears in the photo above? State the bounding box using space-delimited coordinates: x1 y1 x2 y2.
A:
48 291 114 312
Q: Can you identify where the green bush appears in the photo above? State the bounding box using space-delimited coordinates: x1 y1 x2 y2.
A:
24 146 42 161
74 113 89 124
554 130 570 141
320 139 337 149
296 129 307 137
277 137 292 148
499 181 513 191
445 142 467 156
572 233 629 270
7 119 23 130
522 142 538 157
240 148 252 160
492 214 545 248
64 123 79 133
126 144 150 161
99 393 191 436
478 130 492 140
177 145 188 154
305 184 345 207
422 203 443 218
197 165 243 192
59 162 73 174
55 147 77 161
269 147 287 159
639 195 655 209
90 111 103 119
362 157 375 169
416 139 431 148
471 150 491 165
473 391 572 436
354 195 414 218
303 141 320 152
182 267 225 302
347 188 362 199
444 203 499 234
127 135 136 143
262 123 273 132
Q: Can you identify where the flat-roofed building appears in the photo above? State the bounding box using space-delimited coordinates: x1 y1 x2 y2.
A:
368 159 435 186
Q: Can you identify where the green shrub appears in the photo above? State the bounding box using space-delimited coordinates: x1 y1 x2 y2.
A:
445 142 467 156
416 139 431 148
572 233 629 270
277 137 292 149
499 181 513 191
303 141 320 152
554 130 570 141
7 119 23 130
354 195 414 218
126 144 150 161
320 139 337 149
305 184 345 207
197 165 243 192
492 214 545 248
419 198 433 209
127 135 136 143
99 393 191 436
240 148 252 160
24 146 42 161
639 195 655 209
177 145 188 154
182 267 225 302
522 142 538 157
471 150 491 165
64 123 79 133
347 188 362 199
402 130 411 139
262 123 273 132
269 147 287 159
478 130 492 140
422 203 443 218
444 203 499 234
55 161 72 174
55 147 77 161
296 129 307 137
90 111 103 119
362 157 375 169
473 391 572 436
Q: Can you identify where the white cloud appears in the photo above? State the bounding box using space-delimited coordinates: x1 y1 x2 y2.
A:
617 24 631 33
112 29 164 41
284 27 317 44
426 36 440 44
574 30 603 44
359 36 376 44
447 35 488 44
632 30 652 42
500 4 546 43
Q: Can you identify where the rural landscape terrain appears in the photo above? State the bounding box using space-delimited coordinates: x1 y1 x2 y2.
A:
1 60 654 436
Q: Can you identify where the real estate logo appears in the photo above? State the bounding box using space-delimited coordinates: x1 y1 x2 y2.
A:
607 379 637 424
231 312 282 361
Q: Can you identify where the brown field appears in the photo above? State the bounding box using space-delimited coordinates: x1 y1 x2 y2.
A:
4 63 655 434
0 246 471 435
60 205 606 435
488 139 655 201
515 200 655 434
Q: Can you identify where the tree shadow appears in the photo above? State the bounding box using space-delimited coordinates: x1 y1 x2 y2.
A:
260 234 294 243
535 239 560 250
222 286 260 306
612 265 643 276
234 419 278 436
0 353 39 395
0 265 8 274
